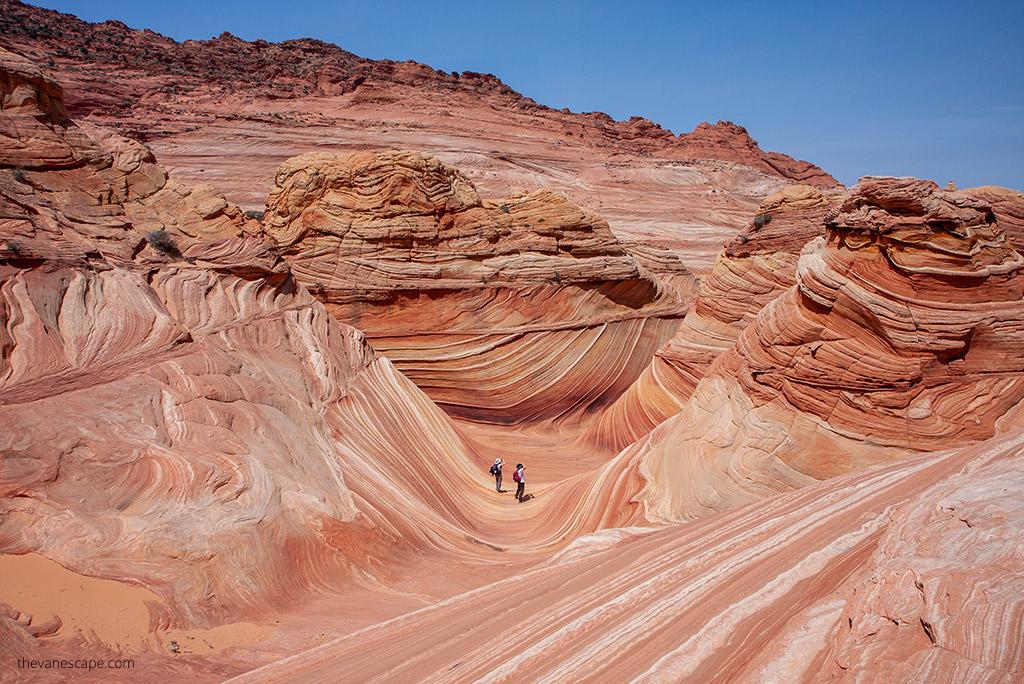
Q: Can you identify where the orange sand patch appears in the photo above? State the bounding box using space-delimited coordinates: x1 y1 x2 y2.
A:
0 553 271 653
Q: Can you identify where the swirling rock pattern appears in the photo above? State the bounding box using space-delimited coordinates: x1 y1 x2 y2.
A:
0 48 507 649
586 185 845 451
5 43 1024 684
635 177 1024 521
225 429 1024 684
265 150 695 423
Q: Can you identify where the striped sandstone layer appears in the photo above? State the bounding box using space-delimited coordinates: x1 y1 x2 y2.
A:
586 185 846 450
265 150 697 424
0 50 664 681
0 50 562 677
632 177 1024 522
227 429 1024 683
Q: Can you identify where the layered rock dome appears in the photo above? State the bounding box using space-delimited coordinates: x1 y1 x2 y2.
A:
585 184 847 450
631 177 1024 521
265 149 696 423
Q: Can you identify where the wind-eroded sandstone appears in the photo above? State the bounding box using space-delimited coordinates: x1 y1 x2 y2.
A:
226 429 1024 683
0 0 841 273
265 150 696 424
0 49 535 675
0 51 677 681
586 185 845 450
632 177 1024 522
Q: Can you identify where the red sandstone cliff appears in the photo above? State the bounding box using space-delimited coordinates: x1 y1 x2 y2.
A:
0 0 836 186
0 0 840 274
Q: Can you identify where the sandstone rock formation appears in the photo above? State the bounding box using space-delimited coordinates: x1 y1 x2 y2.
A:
0 50 685 681
0 0 840 273
264 149 696 424
632 177 1024 522
4 13 1024 684
0 49 536 675
225 429 1024 683
586 185 846 451
964 185 1024 250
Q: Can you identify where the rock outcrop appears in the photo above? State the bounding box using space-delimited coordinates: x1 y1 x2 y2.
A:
586 185 845 450
226 429 1024 683
265 150 696 424
632 177 1024 522
0 0 840 274
964 185 1024 250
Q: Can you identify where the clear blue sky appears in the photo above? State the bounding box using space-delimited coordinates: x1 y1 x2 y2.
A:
30 0 1024 190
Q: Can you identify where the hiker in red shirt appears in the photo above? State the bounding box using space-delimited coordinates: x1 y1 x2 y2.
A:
513 463 526 501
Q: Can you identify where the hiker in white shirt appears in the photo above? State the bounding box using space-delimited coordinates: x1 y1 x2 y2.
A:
490 458 505 492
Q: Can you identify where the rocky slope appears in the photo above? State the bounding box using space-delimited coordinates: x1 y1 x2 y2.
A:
0 0 840 273
227 429 1024 683
585 184 847 450
264 149 696 423
0 47 564 678
631 177 1024 522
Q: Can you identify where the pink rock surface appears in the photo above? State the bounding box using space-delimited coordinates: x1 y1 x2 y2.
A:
224 430 1024 684
631 177 1024 522
264 149 696 424
0 48 554 678
0 0 841 274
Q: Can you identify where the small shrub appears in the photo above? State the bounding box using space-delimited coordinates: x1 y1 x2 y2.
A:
4 240 22 256
498 204 510 214
146 230 179 255
243 209 265 222
11 168 26 184
753 213 772 229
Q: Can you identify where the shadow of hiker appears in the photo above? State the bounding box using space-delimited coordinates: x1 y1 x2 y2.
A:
519 493 535 502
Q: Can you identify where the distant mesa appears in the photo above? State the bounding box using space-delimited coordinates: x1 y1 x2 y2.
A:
0 0 844 278
0 0 835 182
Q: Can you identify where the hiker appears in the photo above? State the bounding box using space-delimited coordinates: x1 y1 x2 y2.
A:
513 463 526 501
489 458 505 492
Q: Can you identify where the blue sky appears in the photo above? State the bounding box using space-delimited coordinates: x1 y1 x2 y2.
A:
30 0 1024 190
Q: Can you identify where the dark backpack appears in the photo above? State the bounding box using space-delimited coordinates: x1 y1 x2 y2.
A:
513 469 522 483
489 464 499 476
